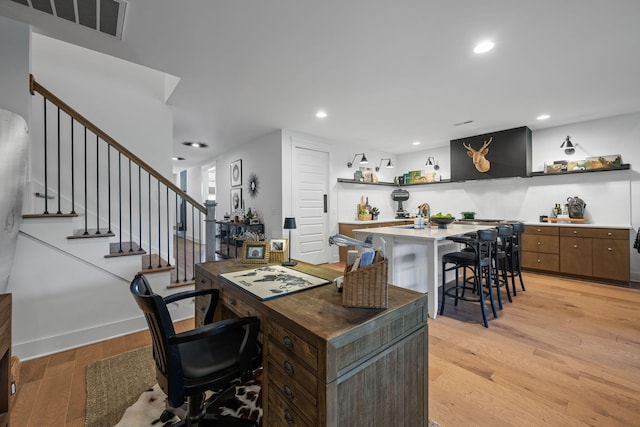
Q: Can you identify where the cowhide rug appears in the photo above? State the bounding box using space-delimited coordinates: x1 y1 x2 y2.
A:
116 370 262 426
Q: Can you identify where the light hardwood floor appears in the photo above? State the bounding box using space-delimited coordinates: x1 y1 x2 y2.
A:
8 268 640 426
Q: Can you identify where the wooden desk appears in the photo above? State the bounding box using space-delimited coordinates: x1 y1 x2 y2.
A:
195 260 429 427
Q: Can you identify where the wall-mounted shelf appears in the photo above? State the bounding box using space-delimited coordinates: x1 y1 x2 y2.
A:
337 178 451 187
530 164 630 177
338 164 631 187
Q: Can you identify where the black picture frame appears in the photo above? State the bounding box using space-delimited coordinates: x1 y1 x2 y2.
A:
230 159 242 187
231 188 242 211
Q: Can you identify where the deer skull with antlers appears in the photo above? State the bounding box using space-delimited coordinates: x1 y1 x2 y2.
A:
463 137 493 173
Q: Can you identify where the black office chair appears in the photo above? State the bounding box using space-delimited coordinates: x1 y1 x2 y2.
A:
130 274 262 426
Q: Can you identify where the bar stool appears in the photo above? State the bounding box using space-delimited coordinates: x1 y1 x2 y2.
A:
493 225 514 306
507 222 526 295
439 228 499 328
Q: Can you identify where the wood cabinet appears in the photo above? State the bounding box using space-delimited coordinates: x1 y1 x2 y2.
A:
0 294 11 427
559 227 629 282
523 225 630 283
522 225 560 272
338 220 411 262
196 260 429 426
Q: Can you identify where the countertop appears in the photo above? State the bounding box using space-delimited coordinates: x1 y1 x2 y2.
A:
339 217 411 225
524 221 632 229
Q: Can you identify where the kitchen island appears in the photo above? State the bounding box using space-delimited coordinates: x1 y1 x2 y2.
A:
354 223 495 318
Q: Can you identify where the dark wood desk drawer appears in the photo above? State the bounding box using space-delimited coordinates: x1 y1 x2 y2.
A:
268 323 318 373
268 341 317 394
268 359 317 422
268 384 313 427
220 290 260 319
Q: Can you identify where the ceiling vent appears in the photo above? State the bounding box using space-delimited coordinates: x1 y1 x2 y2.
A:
10 0 127 39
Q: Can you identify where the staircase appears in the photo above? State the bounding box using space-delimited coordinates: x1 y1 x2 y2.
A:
23 75 210 288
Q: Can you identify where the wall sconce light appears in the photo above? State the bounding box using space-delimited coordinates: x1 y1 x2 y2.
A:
347 153 368 168
375 158 394 171
425 157 440 170
560 136 575 155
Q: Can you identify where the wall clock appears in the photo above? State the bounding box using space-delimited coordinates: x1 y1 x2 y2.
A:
248 173 259 198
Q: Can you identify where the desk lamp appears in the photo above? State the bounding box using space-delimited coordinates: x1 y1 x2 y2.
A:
282 217 298 266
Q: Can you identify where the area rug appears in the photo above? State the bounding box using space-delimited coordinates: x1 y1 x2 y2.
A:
85 345 262 427
85 346 157 427
86 345 440 427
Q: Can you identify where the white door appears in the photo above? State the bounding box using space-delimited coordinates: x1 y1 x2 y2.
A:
292 147 329 264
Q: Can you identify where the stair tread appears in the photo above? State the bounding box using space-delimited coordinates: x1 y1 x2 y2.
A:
23 213 78 218
67 229 115 239
105 241 147 257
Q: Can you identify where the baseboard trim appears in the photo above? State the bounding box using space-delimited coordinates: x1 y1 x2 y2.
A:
13 305 194 361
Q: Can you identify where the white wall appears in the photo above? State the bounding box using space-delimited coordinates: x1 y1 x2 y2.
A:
8 33 188 360
345 113 640 279
0 16 30 123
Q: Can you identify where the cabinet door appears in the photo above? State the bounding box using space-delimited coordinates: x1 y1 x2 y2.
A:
593 238 630 282
560 237 592 276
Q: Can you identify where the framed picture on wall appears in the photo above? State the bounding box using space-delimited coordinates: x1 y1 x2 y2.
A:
230 159 242 187
231 188 242 211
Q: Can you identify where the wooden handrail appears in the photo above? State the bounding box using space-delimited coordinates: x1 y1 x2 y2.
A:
29 74 205 214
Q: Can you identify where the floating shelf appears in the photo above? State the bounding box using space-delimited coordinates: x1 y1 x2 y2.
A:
530 164 630 176
337 178 451 187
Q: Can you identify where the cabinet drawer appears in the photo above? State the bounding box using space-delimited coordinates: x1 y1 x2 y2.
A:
268 323 318 373
522 251 559 272
268 359 317 421
522 234 559 253
220 291 260 319
268 383 313 427
268 340 317 390
559 227 629 240
525 225 559 236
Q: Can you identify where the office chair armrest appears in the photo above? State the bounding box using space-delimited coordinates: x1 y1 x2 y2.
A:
164 288 219 304
169 316 260 345
164 288 220 324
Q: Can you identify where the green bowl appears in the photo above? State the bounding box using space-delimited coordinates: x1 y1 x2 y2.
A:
461 211 476 220
430 217 455 229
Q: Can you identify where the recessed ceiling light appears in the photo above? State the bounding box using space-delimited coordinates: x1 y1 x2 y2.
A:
182 141 208 148
172 156 185 161
473 40 495 54
316 110 328 119
412 141 421 146
537 114 550 120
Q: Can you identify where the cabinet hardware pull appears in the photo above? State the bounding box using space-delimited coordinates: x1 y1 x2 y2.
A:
229 298 236 306
537 228 541 232
573 245 578 248
608 248 613 251
284 360 294 375
284 410 294 425
573 230 577 234
607 232 612 236
537 241 541 245
537 259 541 263
283 336 294 348
284 384 294 399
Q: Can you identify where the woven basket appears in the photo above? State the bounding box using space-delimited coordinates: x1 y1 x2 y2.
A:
357 213 373 221
342 259 388 309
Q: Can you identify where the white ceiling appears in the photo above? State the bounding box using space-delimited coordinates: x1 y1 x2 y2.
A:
2 0 640 168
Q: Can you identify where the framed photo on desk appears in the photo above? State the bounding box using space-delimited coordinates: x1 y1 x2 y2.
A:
241 241 269 264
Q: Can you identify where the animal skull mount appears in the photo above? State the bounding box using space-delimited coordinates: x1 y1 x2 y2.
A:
463 137 493 173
